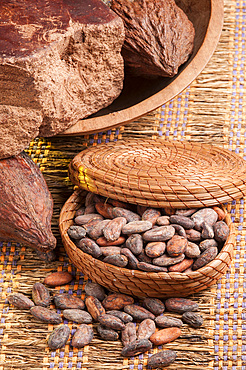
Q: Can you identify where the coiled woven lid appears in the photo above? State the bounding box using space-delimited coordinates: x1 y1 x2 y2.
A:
69 139 246 208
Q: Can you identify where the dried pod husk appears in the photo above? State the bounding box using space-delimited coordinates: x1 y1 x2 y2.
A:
0 152 56 252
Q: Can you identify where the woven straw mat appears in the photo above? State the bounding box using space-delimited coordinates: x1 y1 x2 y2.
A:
0 0 245 369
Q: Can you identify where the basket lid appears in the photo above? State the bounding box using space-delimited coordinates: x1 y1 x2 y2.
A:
68 138 246 208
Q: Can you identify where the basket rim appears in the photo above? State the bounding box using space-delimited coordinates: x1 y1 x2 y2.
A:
59 188 235 280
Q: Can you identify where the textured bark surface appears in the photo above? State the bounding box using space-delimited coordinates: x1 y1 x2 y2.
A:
0 151 56 252
111 0 195 78
0 0 125 158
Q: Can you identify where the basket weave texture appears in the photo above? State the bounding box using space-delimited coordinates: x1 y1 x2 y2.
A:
59 189 235 298
68 139 246 209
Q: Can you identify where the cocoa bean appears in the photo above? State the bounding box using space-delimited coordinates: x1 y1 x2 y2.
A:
96 236 125 246
171 224 187 237
108 198 134 210
165 298 199 313
185 229 202 242
47 325 70 350
124 304 155 321
103 254 128 267
213 221 230 242
176 209 197 216
97 324 119 341
166 235 187 257
98 314 125 330
102 293 134 310
168 258 194 272
85 192 96 207
142 208 161 226
192 246 218 270
121 322 137 346
87 219 111 240
191 208 218 230
8 293 34 310
30 306 62 324
53 293 85 310
112 207 140 222
153 253 185 267
137 319 156 340
125 234 143 255
150 327 181 345
145 242 166 258
137 250 152 264
71 324 94 348
137 205 148 216
155 315 183 328
63 309 93 324
67 225 86 240
142 298 165 315
156 216 170 226
84 282 106 301
212 206 226 221
201 221 214 239
74 213 103 225
75 207 85 217
162 207 176 216
83 218 104 234
44 272 73 287
142 225 175 242
100 246 122 256
182 311 204 328
122 220 152 234
137 262 168 272
199 239 218 251
169 215 195 229
84 204 96 214
107 310 133 323
121 339 152 357
95 202 114 218
77 237 102 258
103 217 127 241
121 248 139 269
147 350 177 369
85 296 106 321
32 282 50 307
185 242 201 258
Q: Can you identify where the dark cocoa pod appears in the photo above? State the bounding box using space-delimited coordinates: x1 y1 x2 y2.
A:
182 311 204 328
137 319 156 340
145 242 166 258
103 217 127 241
125 234 143 255
142 225 175 242
98 314 125 330
168 258 194 272
150 327 181 345
84 282 106 301
213 221 230 242
121 339 152 357
102 293 134 310
121 322 137 347
147 350 177 369
142 208 161 226
112 207 140 222
103 254 128 267
44 272 73 287
137 262 168 272
30 306 62 324
63 309 92 324
96 236 125 246
0 152 56 252
122 220 152 234
77 237 102 258
166 235 187 257
192 246 218 270
47 325 70 350
53 293 85 310
71 324 94 348
165 298 199 313
124 304 155 321
95 202 114 218
107 310 133 323
142 298 165 315
67 225 86 240
155 315 183 328
121 248 139 269
169 215 194 229
8 293 34 310
87 219 111 240
32 282 50 307
97 324 119 341
85 296 105 321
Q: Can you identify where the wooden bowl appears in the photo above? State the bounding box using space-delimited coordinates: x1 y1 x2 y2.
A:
60 0 224 136
59 189 235 298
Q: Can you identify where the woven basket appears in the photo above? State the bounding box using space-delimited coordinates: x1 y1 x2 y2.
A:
59 189 235 298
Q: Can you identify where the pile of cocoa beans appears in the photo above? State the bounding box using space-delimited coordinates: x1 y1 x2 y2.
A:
8 272 204 369
67 192 230 273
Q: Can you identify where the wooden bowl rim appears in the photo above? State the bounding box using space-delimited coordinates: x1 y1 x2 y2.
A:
59 0 224 136
59 188 235 282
